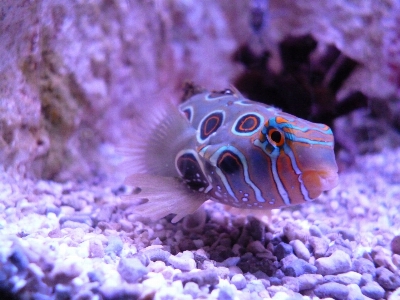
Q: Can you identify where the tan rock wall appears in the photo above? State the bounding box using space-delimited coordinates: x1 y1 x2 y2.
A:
0 0 399 181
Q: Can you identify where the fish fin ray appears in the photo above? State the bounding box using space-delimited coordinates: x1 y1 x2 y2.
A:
118 101 195 177
122 174 207 223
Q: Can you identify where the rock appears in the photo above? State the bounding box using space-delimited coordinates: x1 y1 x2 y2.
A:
372 246 397 270
60 221 91 231
104 236 123 257
376 267 400 290
48 228 62 238
325 271 362 285
283 223 308 242
314 282 349 300
173 269 219 286
89 239 104 258
308 236 328 258
218 257 240 268
315 250 352 275
231 274 246 290
183 282 201 298
334 227 357 241
283 259 317 277
47 257 84 285
309 225 323 237
281 276 299 292
246 279 265 293
99 282 142 300
247 240 267 254
9 247 29 272
290 240 310 261
218 284 236 300
274 242 293 261
361 281 385 299
87 270 105 283
117 258 148 284
55 284 72 300
389 287 400 300
391 235 400 255
168 255 196 271
143 248 171 263
297 274 323 291
352 257 376 275
347 283 365 300
360 273 374 286
91 205 115 224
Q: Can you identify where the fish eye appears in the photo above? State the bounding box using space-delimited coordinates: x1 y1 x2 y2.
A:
268 128 284 146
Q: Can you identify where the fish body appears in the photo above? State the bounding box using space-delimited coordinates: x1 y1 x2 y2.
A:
123 88 338 222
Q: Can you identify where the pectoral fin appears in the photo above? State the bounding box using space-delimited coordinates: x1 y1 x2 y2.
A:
122 173 207 223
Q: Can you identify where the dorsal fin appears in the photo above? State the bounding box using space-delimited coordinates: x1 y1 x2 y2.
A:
120 101 196 177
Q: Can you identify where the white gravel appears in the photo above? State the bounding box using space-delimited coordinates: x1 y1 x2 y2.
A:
1 148 400 299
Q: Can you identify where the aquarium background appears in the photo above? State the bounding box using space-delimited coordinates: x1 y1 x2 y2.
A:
1 0 400 299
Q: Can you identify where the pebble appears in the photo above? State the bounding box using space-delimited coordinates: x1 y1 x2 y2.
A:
218 283 236 300
89 239 104 258
87 270 105 283
117 258 148 283
99 282 142 299
281 276 299 292
218 257 240 268
297 274 323 291
315 250 352 275
60 221 91 231
246 279 265 293
47 257 84 284
231 274 246 290
334 227 357 241
309 225 323 237
361 281 385 299
391 235 400 255
283 258 316 277
104 235 123 257
273 242 293 261
290 240 310 261
59 213 93 227
183 282 201 298
308 236 328 258
173 269 219 286
360 273 374 285
247 240 266 254
91 205 114 224
376 267 400 290
389 287 400 300
9 247 29 272
325 271 362 285
143 247 171 263
283 223 308 242
314 282 349 300
352 257 376 275
347 283 365 300
168 255 196 271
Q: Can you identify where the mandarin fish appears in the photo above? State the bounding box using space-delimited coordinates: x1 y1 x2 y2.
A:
122 87 338 222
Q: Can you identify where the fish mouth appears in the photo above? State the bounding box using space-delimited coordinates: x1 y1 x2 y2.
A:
300 169 339 199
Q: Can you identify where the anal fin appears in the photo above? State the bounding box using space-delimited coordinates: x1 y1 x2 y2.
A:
122 173 207 223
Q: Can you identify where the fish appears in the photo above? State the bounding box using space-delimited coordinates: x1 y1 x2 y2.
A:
121 86 338 223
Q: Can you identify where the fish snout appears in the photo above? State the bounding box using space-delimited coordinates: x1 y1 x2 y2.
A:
300 169 339 200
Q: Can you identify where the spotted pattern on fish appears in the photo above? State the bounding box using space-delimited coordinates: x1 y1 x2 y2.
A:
122 87 338 222
172 88 338 210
